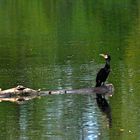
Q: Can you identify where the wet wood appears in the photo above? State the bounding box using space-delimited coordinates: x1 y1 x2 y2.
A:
0 84 114 103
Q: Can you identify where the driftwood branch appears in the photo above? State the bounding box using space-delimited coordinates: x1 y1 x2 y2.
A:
0 84 114 103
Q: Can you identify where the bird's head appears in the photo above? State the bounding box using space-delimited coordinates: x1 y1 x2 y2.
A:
99 54 111 61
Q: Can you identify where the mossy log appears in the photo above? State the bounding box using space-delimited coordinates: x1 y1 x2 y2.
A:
0 84 114 103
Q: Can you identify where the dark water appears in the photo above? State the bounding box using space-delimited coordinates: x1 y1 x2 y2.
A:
0 1 140 140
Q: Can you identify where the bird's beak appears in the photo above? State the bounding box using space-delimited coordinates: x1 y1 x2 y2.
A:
99 54 108 59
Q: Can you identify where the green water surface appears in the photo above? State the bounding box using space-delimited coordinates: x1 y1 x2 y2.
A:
0 1 139 140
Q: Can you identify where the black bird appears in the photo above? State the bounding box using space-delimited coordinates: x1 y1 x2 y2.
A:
96 54 111 87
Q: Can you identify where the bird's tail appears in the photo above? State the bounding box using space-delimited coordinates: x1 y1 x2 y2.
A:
95 82 102 99
95 82 101 87
95 79 103 87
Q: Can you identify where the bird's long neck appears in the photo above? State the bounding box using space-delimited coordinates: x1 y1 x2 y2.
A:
105 59 110 69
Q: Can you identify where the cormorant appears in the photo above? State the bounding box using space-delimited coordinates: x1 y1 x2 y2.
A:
96 54 111 87
95 54 111 98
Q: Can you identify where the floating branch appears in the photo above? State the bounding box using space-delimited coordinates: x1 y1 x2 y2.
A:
0 84 114 103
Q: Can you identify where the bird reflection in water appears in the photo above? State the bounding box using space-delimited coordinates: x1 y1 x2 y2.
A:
96 95 112 128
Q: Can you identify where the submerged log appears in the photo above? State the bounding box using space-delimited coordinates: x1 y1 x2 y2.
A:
0 84 114 103
0 85 38 97
40 84 114 96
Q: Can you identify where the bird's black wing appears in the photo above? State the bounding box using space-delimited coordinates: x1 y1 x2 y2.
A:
96 68 105 86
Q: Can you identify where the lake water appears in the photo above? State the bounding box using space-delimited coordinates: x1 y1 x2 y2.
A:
0 1 140 140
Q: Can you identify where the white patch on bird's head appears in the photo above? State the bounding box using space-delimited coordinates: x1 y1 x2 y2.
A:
104 55 108 59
